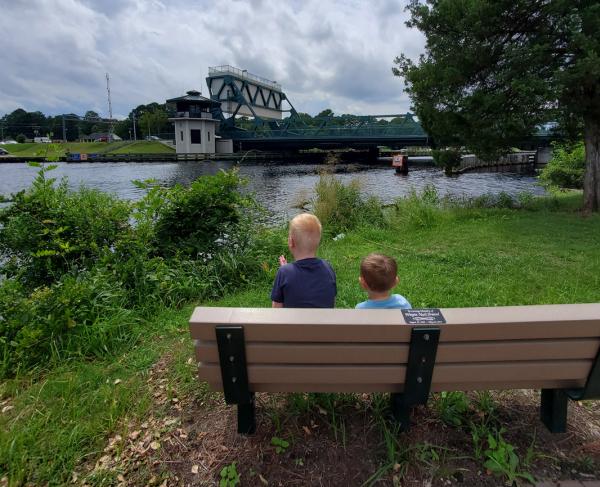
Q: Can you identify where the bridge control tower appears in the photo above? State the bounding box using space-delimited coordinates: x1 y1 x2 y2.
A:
207 65 291 123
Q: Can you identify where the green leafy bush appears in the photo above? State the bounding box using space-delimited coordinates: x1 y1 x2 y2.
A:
153 169 257 257
0 163 130 288
313 175 384 234
540 142 585 189
432 148 462 175
0 166 273 377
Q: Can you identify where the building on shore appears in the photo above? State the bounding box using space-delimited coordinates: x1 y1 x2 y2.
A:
82 132 122 143
167 90 232 154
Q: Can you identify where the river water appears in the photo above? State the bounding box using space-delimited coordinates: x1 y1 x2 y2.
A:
0 160 546 221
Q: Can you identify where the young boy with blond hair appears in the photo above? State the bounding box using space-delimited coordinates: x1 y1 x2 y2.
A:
271 213 337 308
355 253 411 309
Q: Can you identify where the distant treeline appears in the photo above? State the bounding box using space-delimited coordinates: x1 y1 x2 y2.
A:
1 105 420 142
0 102 173 141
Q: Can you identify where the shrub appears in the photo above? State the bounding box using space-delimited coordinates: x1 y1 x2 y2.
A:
313 175 384 234
0 166 275 376
432 148 462 175
0 164 131 288
15 134 26 143
539 142 585 189
153 169 258 257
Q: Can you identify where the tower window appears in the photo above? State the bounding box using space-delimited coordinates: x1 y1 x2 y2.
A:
180 130 183 141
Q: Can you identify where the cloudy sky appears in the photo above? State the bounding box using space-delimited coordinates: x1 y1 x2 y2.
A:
0 0 425 119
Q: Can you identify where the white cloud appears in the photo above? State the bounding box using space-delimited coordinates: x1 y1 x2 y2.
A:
0 0 425 117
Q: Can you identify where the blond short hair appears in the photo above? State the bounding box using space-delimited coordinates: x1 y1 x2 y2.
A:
289 213 322 253
360 253 398 293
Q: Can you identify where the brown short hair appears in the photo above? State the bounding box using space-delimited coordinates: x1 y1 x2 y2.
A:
360 253 398 293
289 213 322 253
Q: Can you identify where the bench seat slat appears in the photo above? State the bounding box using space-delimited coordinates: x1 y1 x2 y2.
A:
195 339 599 364
206 379 585 393
198 360 591 385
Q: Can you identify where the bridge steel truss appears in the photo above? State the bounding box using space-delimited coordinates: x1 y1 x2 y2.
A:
206 67 557 151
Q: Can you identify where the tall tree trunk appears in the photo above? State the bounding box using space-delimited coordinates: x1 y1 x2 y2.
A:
583 117 600 213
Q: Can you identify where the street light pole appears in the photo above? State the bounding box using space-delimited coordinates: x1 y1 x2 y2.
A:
132 112 137 141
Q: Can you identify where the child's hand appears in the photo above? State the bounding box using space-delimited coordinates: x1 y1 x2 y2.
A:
278 255 288 266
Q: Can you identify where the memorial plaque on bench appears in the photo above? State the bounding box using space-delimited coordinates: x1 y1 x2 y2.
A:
402 308 446 324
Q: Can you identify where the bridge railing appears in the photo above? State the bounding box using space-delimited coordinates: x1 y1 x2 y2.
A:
224 124 427 139
208 65 282 91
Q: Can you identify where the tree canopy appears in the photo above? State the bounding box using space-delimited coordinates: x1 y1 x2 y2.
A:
395 0 600 212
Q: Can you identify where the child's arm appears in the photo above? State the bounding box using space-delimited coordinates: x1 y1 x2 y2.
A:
272 301 283 308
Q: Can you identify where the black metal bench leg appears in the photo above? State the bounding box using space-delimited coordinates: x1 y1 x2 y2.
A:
540 389 568 433
237 392 256 435
390 393 411 432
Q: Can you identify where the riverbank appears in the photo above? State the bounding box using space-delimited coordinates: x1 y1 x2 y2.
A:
1 189 599 485
0 141 174 157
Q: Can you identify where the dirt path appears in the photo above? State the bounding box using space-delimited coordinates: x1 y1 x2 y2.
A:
80 353 600 486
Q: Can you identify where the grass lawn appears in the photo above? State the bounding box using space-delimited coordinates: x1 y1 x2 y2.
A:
0 141 174 157
108 141 175 154
1 193 600 485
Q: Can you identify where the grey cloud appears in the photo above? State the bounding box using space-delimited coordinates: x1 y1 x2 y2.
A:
0 0 423 117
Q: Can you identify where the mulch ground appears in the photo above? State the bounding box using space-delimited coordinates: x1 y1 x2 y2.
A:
80 354 600 486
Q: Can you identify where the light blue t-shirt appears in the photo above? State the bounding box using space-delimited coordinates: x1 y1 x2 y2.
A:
355 294 412 309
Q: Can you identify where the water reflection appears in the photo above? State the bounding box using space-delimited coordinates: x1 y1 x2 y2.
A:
0 161 546 221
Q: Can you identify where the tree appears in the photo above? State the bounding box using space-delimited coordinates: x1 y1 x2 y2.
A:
80 111 101 135
394 0 600 212
138 107 169 138
2 109 47 139
113 119 132 140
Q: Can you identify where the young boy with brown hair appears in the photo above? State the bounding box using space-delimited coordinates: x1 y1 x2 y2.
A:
271 213 337 308
355 253 411 309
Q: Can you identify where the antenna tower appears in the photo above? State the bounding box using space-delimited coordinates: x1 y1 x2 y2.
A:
106 72 114 134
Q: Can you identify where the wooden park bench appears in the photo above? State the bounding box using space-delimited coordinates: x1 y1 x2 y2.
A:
189 304 600 435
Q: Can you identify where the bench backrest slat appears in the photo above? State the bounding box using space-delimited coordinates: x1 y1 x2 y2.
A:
195 338 599 364
190 304 600 342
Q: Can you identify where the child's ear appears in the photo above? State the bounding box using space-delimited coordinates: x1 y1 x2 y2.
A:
359 276 369 290
288 234 294 249
394 276 400 287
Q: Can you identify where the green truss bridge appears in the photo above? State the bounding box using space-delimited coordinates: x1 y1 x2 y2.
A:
206 65 556 151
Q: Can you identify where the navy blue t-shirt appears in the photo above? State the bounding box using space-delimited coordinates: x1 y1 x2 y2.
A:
271 258 336 308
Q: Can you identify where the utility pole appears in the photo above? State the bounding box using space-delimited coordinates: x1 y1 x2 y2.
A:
132 112 137 141
62 115 67 141
106 72 114 138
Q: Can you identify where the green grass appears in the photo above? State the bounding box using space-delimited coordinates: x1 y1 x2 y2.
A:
1 192 600 485
0 141 174 157
108 141 174 154
0 306 195 485
215 194 600 309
